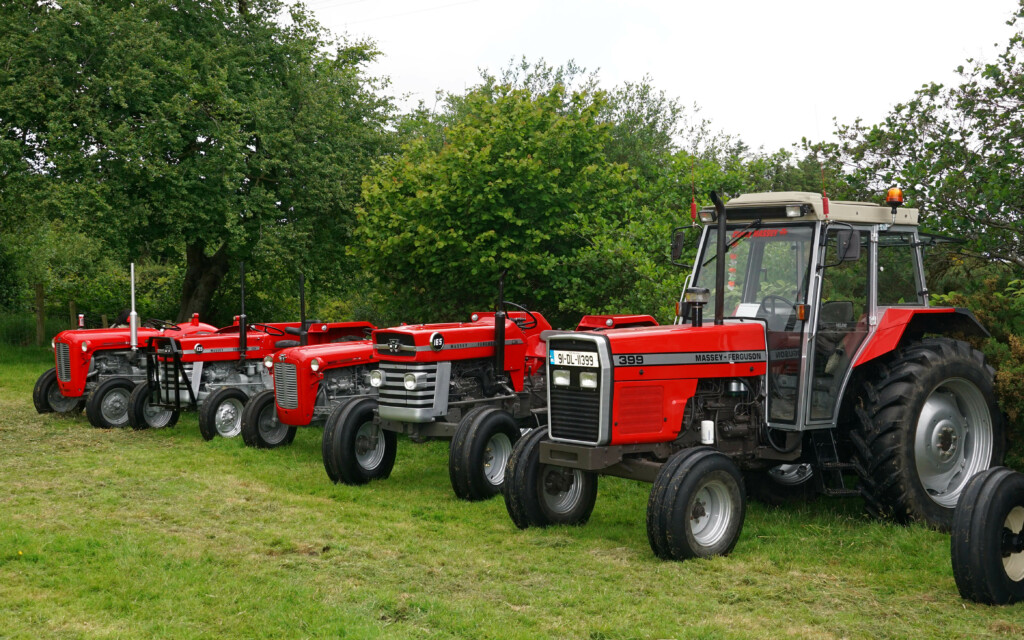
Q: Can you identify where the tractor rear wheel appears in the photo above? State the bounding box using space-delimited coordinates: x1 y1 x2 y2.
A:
240 389 296 449
853 338 1003 530
322 397 395 485
448 407 521 501
86 377 135 428
503 427 597 529
199 388 248 440
33 367 85 415
951 467 1024 605
128 383 179 430
647 447 746 560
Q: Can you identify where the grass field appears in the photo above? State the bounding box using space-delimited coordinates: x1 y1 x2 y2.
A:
1 345 1021 639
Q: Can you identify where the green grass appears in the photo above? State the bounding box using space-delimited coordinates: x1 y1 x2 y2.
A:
1 345 1021 639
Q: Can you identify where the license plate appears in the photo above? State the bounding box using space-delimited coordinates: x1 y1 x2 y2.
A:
549 349 599 368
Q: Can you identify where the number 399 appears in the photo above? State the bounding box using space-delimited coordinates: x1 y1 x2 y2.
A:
617 355 644 366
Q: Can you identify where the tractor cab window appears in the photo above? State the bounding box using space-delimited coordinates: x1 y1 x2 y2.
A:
877 232 924 306
695 224 814 424
809 228 870 421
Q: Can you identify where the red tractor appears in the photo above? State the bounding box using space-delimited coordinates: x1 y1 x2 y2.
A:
249 338 377 449
503 190 1005 560
33 265 217 428
321 277 658 500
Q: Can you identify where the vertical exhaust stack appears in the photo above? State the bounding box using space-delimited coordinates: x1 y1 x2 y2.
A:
299 273 308 347
710 191 727 326
494 270 507 380
129 263 139 350
238 262 247 362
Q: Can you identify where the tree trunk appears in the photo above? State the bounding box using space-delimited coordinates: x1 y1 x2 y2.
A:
177 242 231 323
34 283 44 346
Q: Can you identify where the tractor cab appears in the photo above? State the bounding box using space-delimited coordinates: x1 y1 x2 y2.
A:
685 191 935 431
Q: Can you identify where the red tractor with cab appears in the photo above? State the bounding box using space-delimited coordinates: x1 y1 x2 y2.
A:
503 190 1004 561
321 277 658 501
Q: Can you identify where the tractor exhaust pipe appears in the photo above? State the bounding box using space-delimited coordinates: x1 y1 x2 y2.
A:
710 191 727 326
238 262 247 361
299 273 308 346
129 262 139 350
494 270 507 380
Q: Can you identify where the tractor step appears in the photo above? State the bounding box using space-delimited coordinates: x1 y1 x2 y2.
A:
820 487 862 498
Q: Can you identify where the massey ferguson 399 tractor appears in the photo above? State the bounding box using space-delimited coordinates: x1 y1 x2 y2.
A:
33 264 217 428
503 190 1005 562
321 281 658 500
241 335 377 449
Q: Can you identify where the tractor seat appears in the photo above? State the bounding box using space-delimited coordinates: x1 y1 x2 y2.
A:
274 339 300 349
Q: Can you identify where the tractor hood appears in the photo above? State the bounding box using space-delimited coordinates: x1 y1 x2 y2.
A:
271 339 376 370
53 321 217 354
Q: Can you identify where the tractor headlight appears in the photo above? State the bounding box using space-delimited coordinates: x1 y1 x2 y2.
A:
310 358 321 372
369 370 384 388
51 339 55 349
81 341 90 352
580 372 598 389
403 372 426 390
263 355 274 369
553 370 570 386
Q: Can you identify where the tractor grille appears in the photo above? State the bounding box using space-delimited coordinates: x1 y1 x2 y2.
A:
56 343 71 382
378 362 439 410
549 387 601 443
274 362 298 409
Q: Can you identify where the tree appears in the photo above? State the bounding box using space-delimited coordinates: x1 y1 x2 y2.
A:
0 0 394 321
811 1 1024 266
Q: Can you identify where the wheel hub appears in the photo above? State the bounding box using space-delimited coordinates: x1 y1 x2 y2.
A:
355 433 379 456
544 467 574 494
931 423 959 462
691 499 708 523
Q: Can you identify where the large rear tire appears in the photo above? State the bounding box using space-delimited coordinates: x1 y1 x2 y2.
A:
448 407 521 501
647 447 746 560
86 377 135 429
128 382 179 430
240 389 296 449
503 427 597 529
853 338 1003 530
199 387 248 440
33 367 85 415
322 398 395 485
951 467 1024 605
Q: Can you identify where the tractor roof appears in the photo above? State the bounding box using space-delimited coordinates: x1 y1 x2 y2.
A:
707 191 919 226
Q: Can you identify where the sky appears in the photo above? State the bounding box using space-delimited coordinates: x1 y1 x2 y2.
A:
295 0 1020 152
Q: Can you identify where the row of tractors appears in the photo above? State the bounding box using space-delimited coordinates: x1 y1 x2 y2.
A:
33 191 1024 605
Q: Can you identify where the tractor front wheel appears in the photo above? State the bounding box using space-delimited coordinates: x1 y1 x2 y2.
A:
33 367 85 415
322 398 395 485
240 390 296 449
646 447 746 560
854 338 1003 530
503 427 597 529
200 388 248 440
86 377 135 428
448 407 521 501
951 467 1024 605
128 383 179 430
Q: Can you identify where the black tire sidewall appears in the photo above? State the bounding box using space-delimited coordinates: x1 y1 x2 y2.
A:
240 389 290 449
334 398 394 485
33 368 56 413
127 382 178 430
450 407 520 501
86 377 135 428
200 387 249 441
662 451 745 560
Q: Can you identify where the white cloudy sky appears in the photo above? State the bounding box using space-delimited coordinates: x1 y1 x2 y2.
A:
295 0 1019 151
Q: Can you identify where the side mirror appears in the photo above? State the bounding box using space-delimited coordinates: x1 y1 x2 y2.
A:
836 229 861 262
670 226 699 267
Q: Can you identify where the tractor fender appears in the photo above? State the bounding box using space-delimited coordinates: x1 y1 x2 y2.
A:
853 307 989 368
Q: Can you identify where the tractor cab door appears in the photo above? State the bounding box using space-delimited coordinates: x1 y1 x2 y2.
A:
806 227 871 423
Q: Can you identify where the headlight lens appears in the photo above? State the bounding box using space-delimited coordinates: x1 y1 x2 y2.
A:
81 341 90 352
263 355 274 369
403 373 417 390
553 369 570 386
369 370 383 388
580 371 598 389
310 358 321 372
51 339 55 349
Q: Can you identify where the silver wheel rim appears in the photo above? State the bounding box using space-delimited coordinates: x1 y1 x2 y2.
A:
101 388 130 426
354 422 385 470
483 433 513 486
690 477 734 548
768 463 813 486
540 464 583 514
914 377 993 508
143 397 174 428
257 404 288 445
1004 506 1024 582
47 384 79 413
214 398 244 438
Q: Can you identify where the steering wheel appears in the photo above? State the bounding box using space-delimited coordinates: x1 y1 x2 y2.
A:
503 301 539 330
248 323 287 336
758 295 797 332
144 318 181 331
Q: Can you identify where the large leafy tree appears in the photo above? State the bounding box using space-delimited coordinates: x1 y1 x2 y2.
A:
812 2 1024 266
0 0 393 321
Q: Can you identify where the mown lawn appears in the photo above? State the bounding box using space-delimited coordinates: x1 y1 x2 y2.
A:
1 345 1021 639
